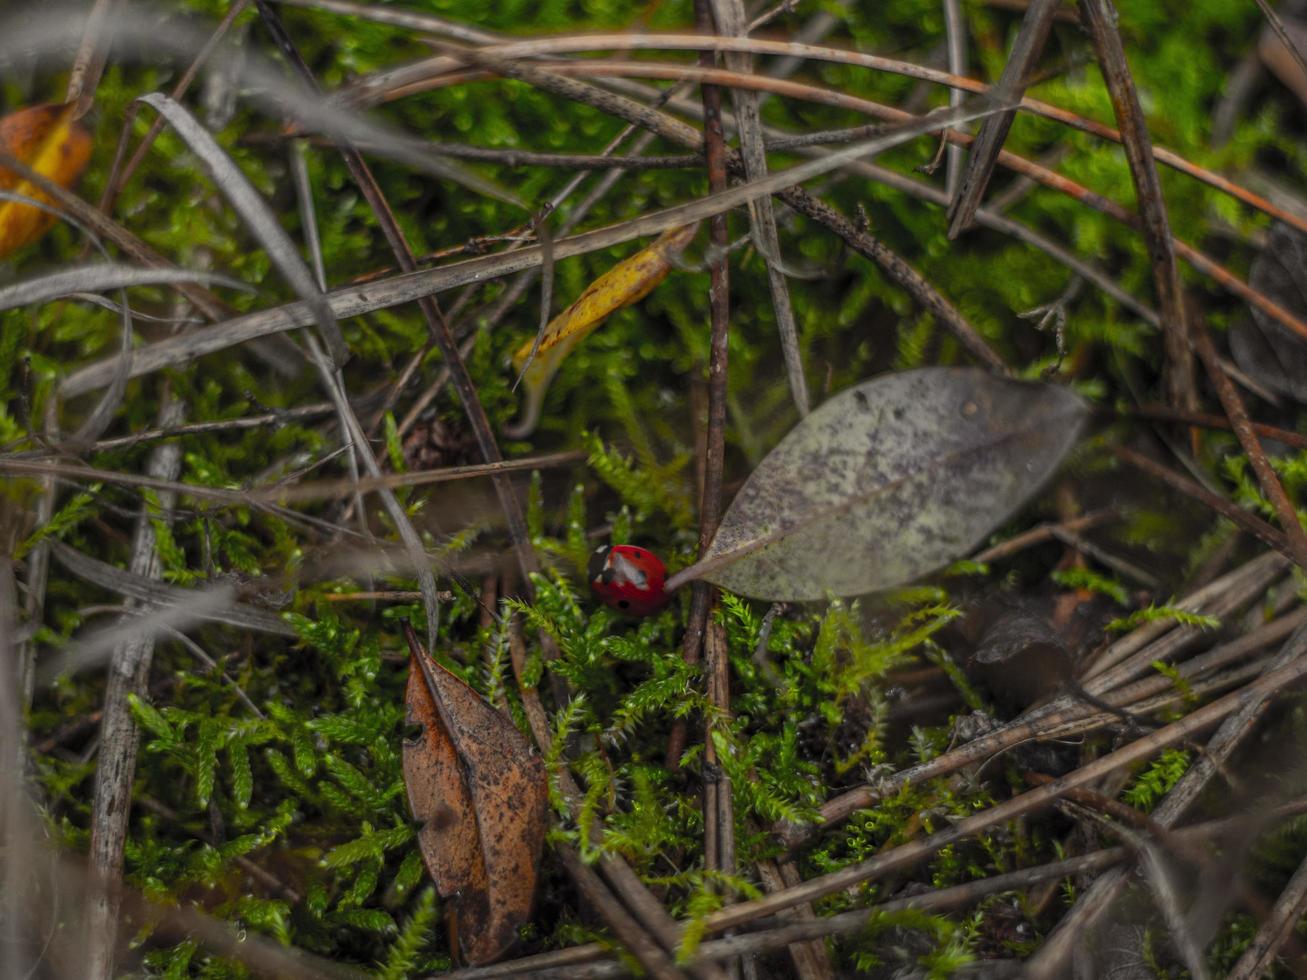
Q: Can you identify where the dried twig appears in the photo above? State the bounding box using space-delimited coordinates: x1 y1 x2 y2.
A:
1192 320 1307 572
1226 838 1307 978
1025 618 1307 977
64 0 116 118
946 0 1061 236
334 28 1307 236
85 397 184 980
784 552 1286 847
1112 444 1292 560
1080 0 1196 415
1255 0 1307 89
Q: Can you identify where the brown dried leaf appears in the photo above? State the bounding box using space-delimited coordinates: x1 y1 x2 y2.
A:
0 103 93 259
400 623 547 965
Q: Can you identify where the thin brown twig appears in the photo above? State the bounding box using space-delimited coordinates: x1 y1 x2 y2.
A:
972 509 1118 563
1111 444 1292 560
66 88 1307 402
409 53 1307 351
435 46 1011 377
1119 403 1307 451
1190 320 1307 571
706 648 1307 933
439 800 1307 978
1255 0 1307 91
332 28 1307 237
321 590 455 602
450 651 1307 980
506 54 1307 350
666 4 734 777
1079 0 1196 417
1226 837 1307 979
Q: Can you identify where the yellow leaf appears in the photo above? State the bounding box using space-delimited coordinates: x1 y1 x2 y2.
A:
0 103 94 260
505 223 698 437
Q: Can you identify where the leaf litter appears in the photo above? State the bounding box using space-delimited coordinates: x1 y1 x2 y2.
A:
400 622 547 965
668 368 1088 600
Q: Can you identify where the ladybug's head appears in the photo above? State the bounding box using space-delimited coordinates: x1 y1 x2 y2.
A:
588 544 615 587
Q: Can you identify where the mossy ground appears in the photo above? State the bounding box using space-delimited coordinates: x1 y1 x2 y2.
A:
6 0 1307 976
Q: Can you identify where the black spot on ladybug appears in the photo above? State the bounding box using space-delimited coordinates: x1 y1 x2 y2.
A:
618 599 630 609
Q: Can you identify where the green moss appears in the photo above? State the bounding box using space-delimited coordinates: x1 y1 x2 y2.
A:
9 0 1307 974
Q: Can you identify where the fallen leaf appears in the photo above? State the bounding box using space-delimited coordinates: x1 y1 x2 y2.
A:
668 367 1088 600
505 223 698 437
400 622 547 965
0 103 93 260
1230 223 1307 402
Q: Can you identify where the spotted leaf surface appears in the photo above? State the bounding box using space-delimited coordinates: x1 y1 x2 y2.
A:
683 368 1088 600
401 624 547 964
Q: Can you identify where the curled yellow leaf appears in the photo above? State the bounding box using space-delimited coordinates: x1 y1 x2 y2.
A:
505 222 698 437
0 103 94 260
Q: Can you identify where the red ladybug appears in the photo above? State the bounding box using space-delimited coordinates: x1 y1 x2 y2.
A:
589 544 670 616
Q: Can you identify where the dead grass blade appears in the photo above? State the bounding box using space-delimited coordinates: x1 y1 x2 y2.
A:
134 92 347 367
708 0 809 417
64 0 116 117
0 5 525 209
48 541 296 638
60 95 1011 398
0 263 244 311
84 398 183 980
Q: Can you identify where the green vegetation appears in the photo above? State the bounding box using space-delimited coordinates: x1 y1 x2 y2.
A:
6 0 1307 976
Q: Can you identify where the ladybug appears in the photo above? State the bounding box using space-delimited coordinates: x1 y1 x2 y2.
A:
589 544 670 616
